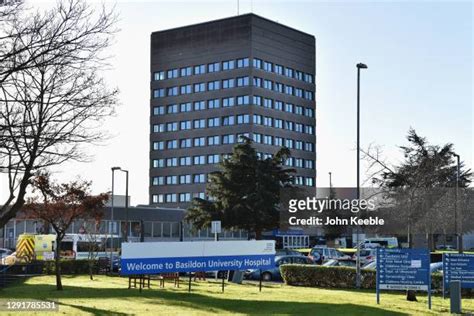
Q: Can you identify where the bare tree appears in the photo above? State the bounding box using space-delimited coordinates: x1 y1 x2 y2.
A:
0 0 118 227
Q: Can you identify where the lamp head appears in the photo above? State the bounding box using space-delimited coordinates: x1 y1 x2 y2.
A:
111 166 121 171
357 63 368 69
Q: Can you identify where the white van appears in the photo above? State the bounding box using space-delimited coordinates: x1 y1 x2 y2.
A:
358 237 398 249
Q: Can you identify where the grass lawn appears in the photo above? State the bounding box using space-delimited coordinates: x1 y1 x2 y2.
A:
0 275 473 315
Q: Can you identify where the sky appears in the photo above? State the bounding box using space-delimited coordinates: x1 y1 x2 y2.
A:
1 0 472 206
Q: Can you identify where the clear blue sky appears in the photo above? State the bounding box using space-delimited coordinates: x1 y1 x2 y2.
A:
7 0 472 205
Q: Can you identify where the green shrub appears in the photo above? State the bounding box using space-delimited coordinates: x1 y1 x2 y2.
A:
281 264 444 291
43 260 98 275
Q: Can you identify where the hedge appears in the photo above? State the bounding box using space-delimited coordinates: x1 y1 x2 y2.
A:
280 264 444 291
42 260 98 275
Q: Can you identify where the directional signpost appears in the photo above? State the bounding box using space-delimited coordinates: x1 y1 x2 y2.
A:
376 248 431 309
443 253 474 292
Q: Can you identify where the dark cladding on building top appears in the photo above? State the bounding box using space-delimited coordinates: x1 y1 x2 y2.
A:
150 13 316 208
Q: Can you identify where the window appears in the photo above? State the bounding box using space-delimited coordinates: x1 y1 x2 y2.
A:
285 103 294 113
222 79 235 89
275 101 283 111
237 95 249 105
166 122 178 132
208 62 220 73
208 135 220 146
152 176 164 186
263 135 273 145
193 119 206 129
237 114 250 125
193 155 205 165
193 174 206 183
274 64 283 75
253 77 262 87
180 138 192 148
223 97 234 107
153 159 165 168
286 158 295 167
305 107 314 117
194 83 205 93
237 133 250 142
285 67 294 78
222 60 235 70
285 121 294 131
167 140 178 149
295 70 303 81
253 58 262 69
263 61 273 72
167 86 178 96
294 176 303 185
208 99 220 109
165 194 177 203
295 105 303 115
152 195 163 204
153 106 165 116
295 158 303 168
295 88 303 98
274 119 283 129
253 114 262 125
285 139 294 149
180 85 192 94
193 192 206 199
167 68 178 79
208 117 220 127
222 116 235 126
253 96 262 106
194 64 206 75
305 142 314 152
304 73 314 83
180 175 192 184
264 79 273 90
264 98 273 109
180 156 192 166
193 137 205 147
167 104 178 114
305 90 314 100
305 177 315 187
153 89 165 98
153 124 165 133
153 141 164 150
179 193 191 202
208 80 220 91
193 101 206 111
295 123 303 133
180 120 192 130
222 134 235 144
180 67 192 77
237 58 249 68
305 125 314 135
295 140 303 150
274 137 283 147
237 76 249 87
285 85 294 95
154 71 165 81
166 157 178 167
263 116 273 127
274 82 283 93
180 102 192 112
305 159 315 169
166 175 177 185
207 154 220 164
252 133 262 143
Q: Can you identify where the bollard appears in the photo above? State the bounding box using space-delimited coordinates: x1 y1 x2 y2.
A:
450 280 462 314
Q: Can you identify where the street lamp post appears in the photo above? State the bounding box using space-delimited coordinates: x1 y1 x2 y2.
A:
110 166 121 272
453 154 462 253
120 169 129 242
356 62 368 289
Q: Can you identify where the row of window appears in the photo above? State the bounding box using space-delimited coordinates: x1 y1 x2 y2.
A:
153 78 314 101
153 96 315 118
152 154 314 172
153 57 313 84
153 115 314 134
152 134 315 152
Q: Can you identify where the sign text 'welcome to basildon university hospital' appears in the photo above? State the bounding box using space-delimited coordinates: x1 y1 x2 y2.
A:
120 240 276 275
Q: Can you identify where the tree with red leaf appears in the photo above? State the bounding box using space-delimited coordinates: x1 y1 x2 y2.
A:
24 172 108 290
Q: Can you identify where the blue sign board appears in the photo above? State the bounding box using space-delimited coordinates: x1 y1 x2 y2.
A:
443 253 474 290
376 248 431 308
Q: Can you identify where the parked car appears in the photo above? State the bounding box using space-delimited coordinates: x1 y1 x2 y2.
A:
430 262 443 274
362 260 377 270
436 245 455 251
276 248 305 257
352 248 377 265
356 237 398 249
244 255 314 281
308 247 350 264
322 259 357 268
0 248 12 259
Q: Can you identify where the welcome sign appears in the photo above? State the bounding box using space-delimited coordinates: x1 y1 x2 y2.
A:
121 240 276 275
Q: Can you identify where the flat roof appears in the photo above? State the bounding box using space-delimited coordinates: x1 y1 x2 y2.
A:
151 13 315 39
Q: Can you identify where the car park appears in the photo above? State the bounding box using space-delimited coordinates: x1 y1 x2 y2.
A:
308 247 351 264
245 255 314 281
